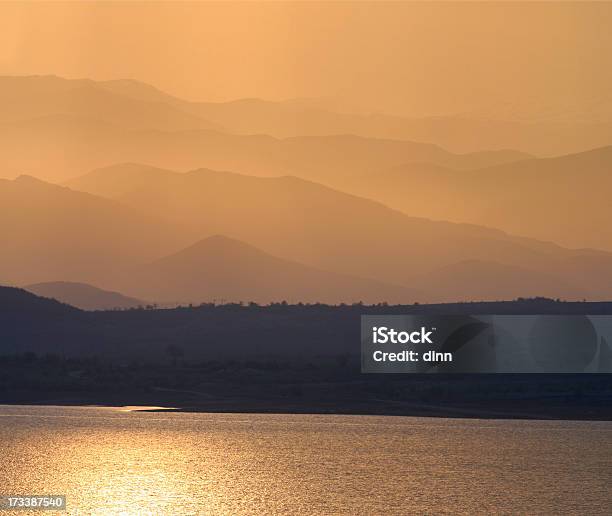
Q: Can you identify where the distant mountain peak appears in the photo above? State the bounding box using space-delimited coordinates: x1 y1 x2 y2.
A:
199 234 241 244
158 234 262 262
120 234 420 305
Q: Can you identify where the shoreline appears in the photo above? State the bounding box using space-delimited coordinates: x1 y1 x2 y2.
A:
2 393 611 421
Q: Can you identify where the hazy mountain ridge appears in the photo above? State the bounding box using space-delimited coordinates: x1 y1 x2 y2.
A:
0 75 225 133
25 281 145 311
1 174 423 304
0 174 194 285
1 74 609 186
0 112 528 182
344 145 612 251
95 76 612 156
62 164 612 301
0 75 532 182
65 163 178 198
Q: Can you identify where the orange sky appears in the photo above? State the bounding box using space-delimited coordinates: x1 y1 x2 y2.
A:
1 1 611 117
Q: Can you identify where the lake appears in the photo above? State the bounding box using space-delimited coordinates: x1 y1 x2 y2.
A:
0 405 610 514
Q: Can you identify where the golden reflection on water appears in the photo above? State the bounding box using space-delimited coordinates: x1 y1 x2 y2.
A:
117 406 177 412
0 405 611 515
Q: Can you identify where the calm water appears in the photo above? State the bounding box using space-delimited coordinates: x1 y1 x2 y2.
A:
0 406 610 515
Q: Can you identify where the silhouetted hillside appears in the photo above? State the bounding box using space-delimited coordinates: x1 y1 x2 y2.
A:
0 286 79 319
3 286 612 362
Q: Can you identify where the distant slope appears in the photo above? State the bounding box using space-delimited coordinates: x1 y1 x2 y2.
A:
117 235 421 305
0 75 224 132
346 146 612 251
25 282 144 310
3 74 609 169
66 164 612 301
66 163 177 199
0 175 193 285
177 99 612 156
0 76 528 182
96 77 612 156
0 114 527 182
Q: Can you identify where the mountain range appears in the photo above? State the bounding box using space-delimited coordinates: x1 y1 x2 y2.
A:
1 174 420 304
65 163 612 299
95 77 612 155
2 75 606 158
1 74 611 305
4 168 612 302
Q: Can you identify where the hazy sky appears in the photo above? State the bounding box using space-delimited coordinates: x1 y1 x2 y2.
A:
1 1 611 117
